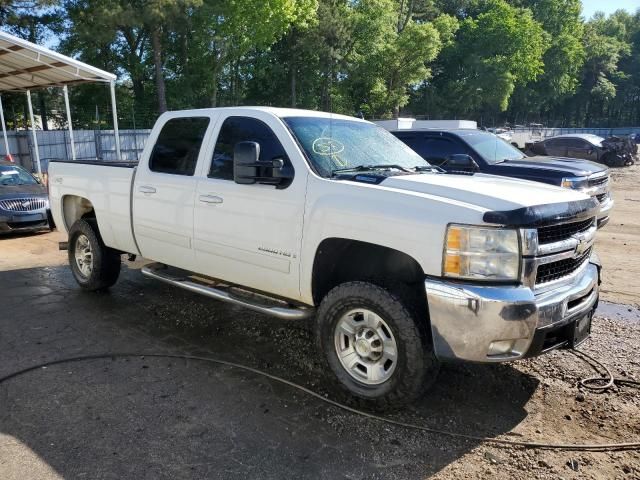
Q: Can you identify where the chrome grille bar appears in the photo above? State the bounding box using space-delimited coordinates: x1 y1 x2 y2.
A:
0 197 48 212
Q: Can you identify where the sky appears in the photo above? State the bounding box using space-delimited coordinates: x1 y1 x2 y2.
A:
581 0 638 19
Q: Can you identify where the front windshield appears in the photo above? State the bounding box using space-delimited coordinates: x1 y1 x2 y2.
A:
283 117 430 177
458 130 525 164
0 164 38 186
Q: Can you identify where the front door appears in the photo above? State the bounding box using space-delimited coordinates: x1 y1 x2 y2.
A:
544 138 567 157
566 139 598 162
193 113 307 301
132 115 212 271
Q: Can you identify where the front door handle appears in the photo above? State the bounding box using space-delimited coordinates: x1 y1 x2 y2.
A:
199 194 223 204
138 185 157 194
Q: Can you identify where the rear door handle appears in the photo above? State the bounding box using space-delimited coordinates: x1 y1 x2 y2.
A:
199 195 223 204
138 185 156 194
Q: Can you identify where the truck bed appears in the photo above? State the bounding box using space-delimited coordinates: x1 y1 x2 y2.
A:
50 159 138 168
48 160 139 255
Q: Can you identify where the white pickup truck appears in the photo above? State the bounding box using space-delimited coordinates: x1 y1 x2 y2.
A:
49 107 601 408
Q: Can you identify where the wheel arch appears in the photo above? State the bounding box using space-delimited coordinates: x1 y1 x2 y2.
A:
61 195 95 232
310 238 426 307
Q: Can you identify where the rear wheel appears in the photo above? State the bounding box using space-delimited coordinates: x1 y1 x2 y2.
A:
68 218 121 290
315 281 439 410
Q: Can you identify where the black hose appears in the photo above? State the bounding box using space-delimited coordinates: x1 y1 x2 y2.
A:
0 352 638 451
570 349 640 391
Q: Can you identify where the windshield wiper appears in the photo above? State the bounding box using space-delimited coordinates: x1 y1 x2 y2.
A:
414 165 444 173
331 164 412 176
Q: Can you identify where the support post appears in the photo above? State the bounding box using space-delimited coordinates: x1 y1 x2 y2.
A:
26 90 42 177
63 85 76 160
110 80 121 160
0 95 11 161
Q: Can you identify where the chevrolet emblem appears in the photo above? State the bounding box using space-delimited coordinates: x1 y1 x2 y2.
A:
574 238 588 256
21 201 31 208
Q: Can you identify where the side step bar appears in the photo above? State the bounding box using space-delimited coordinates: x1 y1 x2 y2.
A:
141 262 315 321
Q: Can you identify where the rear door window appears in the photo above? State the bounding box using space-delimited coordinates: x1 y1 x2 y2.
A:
149 117 210 176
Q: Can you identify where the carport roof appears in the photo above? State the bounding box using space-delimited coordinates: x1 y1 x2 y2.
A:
0 30 116 92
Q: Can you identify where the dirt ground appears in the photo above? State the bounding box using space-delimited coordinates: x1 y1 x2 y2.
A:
0 167 639 479
596 162 640 306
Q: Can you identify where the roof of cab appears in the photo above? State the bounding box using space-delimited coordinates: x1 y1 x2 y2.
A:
160 106 369 123
390 128 482 135
551 133 605 142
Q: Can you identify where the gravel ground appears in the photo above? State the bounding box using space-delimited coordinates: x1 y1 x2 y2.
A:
0 233 638 479
0 163 639 479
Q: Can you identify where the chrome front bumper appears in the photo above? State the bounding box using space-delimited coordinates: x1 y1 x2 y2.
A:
424 257 600 362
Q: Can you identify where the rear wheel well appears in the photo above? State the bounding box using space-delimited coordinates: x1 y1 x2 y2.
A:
62 195 95 231
311 238 426 308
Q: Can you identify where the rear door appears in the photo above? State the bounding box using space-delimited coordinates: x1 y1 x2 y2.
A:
192 112 307 300
132 115 212 271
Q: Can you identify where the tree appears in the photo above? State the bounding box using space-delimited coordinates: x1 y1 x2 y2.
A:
62 0 201 114
508 0 585 122
185 0 316 107
414 0 549 119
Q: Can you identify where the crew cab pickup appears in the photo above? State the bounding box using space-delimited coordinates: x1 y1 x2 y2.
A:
49 108 601 408
388 128 613 228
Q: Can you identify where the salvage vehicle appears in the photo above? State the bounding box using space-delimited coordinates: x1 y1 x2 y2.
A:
49 108 601 408
527 133 634 167
390 129 613 228
0 161 51 234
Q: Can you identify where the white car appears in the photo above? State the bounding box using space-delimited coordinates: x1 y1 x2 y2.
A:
49 107 601 408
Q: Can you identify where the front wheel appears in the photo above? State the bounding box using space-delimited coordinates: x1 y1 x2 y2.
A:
68 218 121 291
315 281 439 410
602 152 624 167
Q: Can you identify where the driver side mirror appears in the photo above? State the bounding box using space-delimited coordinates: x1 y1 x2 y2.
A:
233 141 260 185
233 141 294 187
445 154 479 171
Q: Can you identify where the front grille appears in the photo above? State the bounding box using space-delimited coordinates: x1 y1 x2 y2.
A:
0 197 47 212
536 247 591 285
595 193 608 203
537 218 594 245
588 175 608 187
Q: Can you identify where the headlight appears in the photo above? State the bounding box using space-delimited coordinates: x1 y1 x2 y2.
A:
443 225 520 281
561 177 588 189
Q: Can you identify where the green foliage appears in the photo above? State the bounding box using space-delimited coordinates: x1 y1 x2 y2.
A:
3 0 640 127
423 0 549 115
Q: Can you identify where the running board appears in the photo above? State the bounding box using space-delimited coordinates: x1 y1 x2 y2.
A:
141 263 315 321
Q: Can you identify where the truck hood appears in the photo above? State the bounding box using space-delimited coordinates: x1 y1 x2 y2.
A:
500 156 607 177
381 172 588 212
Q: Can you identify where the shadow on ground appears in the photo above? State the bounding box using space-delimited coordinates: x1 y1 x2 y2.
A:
0 264 539 479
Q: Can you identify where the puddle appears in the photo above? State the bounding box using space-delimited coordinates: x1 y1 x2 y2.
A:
596 301 640 325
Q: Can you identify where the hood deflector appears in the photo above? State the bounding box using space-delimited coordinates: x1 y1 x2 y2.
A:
483 198 599 227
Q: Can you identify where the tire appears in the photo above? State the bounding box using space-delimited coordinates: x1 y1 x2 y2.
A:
315 281 439 410
68 218 121 291
46 209 56 230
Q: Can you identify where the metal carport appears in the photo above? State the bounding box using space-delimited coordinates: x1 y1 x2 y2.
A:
0 30 120 176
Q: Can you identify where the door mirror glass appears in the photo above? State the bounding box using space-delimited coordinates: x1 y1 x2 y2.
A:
445 154 479 170
233 141 260 184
